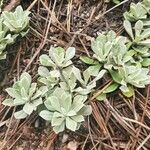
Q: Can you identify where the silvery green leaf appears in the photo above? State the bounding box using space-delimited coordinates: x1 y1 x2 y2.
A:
29 83 37 97
141 58 150 66
103 83 119 93
139 39 150 47
39 54 55 67
52 114 65 126
6 88 20 99
71 99 84 112
66 117 77 131
71 115 84 122
80 56 99 65
14 110 28 119
78 105 92 116
123 20 134 40
32 97 43 107
65 47 75 62
135 20 143 37
31 90 42 100
23 102 35 115
59 82 68 90
96 93 106 101
53 122 65 134
74 95 87 103
20 72 31 89
86 65 101 76
49 70 60 78
67 110 77 116
2 99 14 106
39 110 53 121
48 96 60 111
52 47 65 66
44 98 55 111
92 69 106 82
140 28 150 39
20 87 28 98
68 77 77 90
39 86 48 96
123 50 136 63
72 66 84 84
14 98 26 105
38 66 50 77
83 69 90 85
74 87 91 95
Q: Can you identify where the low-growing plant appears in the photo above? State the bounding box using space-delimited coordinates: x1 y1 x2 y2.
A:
123 2 148 22
2 6 30 35
2 0 150 135
0 5 30 59
39 87 92 133
2 72 47 119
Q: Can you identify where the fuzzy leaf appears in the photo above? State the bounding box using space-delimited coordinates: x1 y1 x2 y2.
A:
14 110 28 119
65 47 75 61
2 99 14 106
39 110 53 121
23 103 35 115
80 56 98 65
66 117 77 131
123 20 134 40
141 58 150 67
39 54 55 67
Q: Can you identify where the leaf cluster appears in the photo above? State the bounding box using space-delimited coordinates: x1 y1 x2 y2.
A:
80 0 150 98
0 6 30 59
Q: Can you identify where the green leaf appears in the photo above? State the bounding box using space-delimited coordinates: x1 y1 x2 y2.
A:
135 20 143 37
96 93 106 101
86 65 101 76
123 20 134 40
80 56 98 65
52 47 65 65
121 85 134 97
14 98 25 105
141 58 150 67
71 115 84 122
109 70 122 84
29 83 37 97
39 54 55 67
51 113 65 126
78 105 92 116
53 122 65 134
39 110 53 121
2 99 14 106
49 96 61 111
6 88 20 98
103 83 119 93
23 103 35 115
66 117 77 131
14 110 28 119
20 72 31 91
38 66 50 77
72 66 84 84
65 47 75 61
